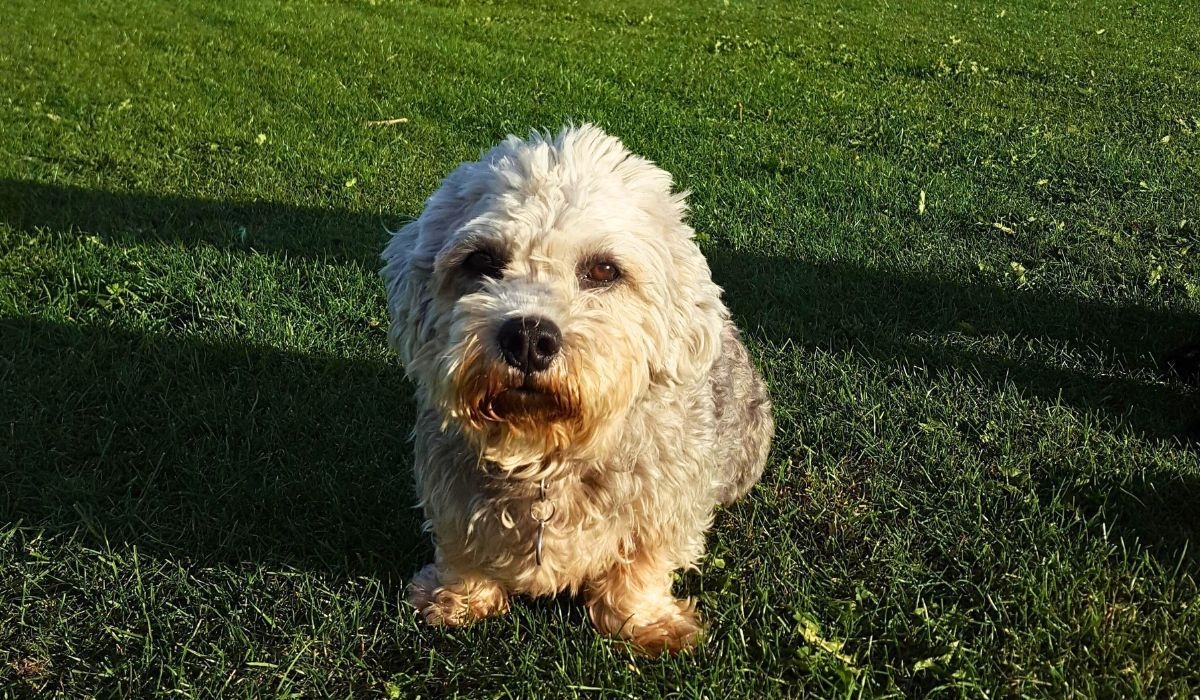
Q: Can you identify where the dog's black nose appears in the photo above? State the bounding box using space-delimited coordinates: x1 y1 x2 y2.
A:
497 317 561 373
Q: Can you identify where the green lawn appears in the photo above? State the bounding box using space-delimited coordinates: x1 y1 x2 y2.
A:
2 0 1199 696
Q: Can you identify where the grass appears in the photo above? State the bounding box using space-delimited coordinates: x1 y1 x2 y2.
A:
2 0 1199 696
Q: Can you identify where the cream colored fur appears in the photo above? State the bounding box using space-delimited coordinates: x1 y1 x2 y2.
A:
381 124 773 654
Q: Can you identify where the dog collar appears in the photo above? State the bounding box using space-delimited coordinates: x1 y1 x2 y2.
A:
530 479 555 566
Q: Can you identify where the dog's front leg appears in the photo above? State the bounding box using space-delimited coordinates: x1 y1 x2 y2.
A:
407 557 509 627
585 550 703 655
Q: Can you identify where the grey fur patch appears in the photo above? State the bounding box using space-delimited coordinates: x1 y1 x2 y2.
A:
709 321 774 505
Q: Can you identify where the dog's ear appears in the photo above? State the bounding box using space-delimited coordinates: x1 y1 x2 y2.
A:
381 158 499 373
650 232 727 386
380 219 434 372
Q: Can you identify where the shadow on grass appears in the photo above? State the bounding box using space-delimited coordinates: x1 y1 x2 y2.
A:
1080 472 1200 567
703 248 1199 443
706 249 1198 567
0 317 426 579
0 178 397 267
2 178 1197 572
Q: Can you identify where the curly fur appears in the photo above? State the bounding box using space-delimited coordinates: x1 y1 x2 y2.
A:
381 124 773 654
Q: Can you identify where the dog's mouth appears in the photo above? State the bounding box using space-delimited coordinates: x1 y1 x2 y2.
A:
481 381 569 423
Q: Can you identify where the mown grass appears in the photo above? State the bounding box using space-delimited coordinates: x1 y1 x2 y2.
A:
2 0 1199 697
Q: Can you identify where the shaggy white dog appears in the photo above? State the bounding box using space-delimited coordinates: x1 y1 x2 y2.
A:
380 124 773 654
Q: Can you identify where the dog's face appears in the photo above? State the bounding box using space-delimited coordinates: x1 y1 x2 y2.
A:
382 126 725 471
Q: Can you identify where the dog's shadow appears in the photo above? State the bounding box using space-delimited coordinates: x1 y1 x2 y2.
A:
1 178 1197 577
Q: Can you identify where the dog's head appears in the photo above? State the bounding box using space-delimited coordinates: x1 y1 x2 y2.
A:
381 125 726 471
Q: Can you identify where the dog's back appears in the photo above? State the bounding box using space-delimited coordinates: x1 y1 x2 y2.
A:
710 321 774 505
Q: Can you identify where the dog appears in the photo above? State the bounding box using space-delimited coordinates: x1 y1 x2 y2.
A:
380 124 773 654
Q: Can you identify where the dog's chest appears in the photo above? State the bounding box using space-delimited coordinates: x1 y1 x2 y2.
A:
468 473 638 591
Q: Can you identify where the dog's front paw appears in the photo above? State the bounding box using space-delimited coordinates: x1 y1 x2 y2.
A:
625 599 705 656
408 564 509 627
589 595 705 656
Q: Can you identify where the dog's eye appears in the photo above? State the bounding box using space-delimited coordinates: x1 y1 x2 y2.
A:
463 250 503 279
582 261 621 286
